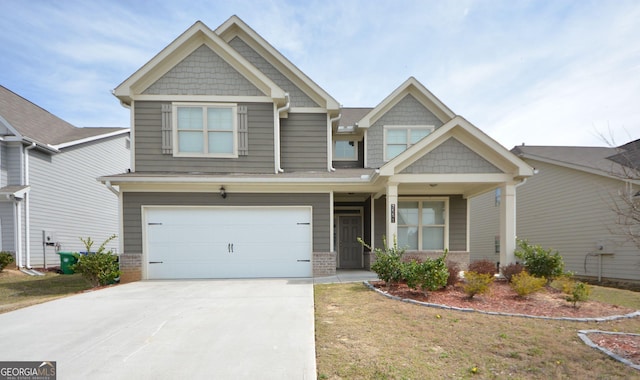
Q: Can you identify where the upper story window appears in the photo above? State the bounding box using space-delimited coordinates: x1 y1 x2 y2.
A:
333 140 358 161
384 125 434 161
173 103 238 158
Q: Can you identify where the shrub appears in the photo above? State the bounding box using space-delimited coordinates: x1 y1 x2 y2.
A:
510 271 546 298
446 260 461 286
514 239 564 281
0 251 14 272
404 251 449 293
462 271 494 299
359 236 405 287
552 274 576 294
565 281 591 308
468 259 497 275
71 235 120 287
500 262 525 283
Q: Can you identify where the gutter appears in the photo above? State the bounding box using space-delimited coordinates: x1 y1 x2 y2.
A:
104 181 120 196
327 113 341 172
274 93 290 173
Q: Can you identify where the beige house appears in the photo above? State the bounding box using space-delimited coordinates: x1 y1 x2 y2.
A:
470 140 640 282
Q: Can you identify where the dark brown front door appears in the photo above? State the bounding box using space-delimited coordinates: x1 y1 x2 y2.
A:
338 216 362 268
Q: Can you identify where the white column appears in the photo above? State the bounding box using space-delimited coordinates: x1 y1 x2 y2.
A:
499 183 516 266
386 183 398 244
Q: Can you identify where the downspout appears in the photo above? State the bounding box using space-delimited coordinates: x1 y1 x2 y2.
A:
274 93 290 173
24 142 36 268
13 198 22 268
328 113 341 172
105 181 119 196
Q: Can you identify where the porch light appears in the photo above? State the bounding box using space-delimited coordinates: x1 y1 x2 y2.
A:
220 186 227 199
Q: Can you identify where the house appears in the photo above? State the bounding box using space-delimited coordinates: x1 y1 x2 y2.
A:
0 85 130 272
470 140 640 282
102 16 533 282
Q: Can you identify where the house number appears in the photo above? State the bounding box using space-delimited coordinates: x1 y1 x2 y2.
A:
391 204 396 223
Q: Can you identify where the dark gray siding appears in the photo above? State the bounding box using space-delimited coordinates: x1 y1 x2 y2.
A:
449 195 467 251
134 101 275 173
374 197 386 249
281 113 327 171
123 192 330 254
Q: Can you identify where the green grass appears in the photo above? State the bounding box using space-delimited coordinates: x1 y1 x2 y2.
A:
0 270 92 313
315 282 640 379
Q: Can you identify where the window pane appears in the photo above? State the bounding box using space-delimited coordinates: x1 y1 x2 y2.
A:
422 227 444 250
410 129 431 144
334 141 356 159
207 108 233 130
177 107 203 130
387 129 407 144
422 201 444 225
398 202 419 225
178 131 203 152
208 131 233 153
398 227 418 250
386 145 406 160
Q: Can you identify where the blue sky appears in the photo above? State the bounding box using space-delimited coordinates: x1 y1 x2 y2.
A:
1 0 638 148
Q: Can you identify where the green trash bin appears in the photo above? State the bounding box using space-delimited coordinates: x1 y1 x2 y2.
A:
57 252 78 274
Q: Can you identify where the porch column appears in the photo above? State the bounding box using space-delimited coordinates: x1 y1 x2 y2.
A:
386 183 398 244
499 183 516 267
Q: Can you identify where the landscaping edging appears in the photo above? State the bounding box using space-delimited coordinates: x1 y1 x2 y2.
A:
363 281 640 322
578 330 640 371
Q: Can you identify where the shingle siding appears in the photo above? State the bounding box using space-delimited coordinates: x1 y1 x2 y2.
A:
122 192 331 255
133 101 275 173
281 113 327 171
367 94 444 168
402 137 502 174
228 37 319 108
143 45 264 96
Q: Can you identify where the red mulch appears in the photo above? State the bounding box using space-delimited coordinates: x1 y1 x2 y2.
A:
588 333 640 366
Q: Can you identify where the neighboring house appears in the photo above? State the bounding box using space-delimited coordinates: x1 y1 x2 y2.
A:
470 141 640 282
0 85 130 271
103 16 533 282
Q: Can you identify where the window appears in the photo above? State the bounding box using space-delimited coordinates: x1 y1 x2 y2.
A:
397 199 447 250
173 104 237 157
384 125 434 161
333 140 358 161
495 188 501 206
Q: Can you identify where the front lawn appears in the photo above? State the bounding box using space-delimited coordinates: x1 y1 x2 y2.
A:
315 282 640 379
0 269 92 313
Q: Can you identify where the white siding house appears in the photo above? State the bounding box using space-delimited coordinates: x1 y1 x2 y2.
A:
0 85 130 271
470 142 640 282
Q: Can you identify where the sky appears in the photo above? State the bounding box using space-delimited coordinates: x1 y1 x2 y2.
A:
1 0 639 149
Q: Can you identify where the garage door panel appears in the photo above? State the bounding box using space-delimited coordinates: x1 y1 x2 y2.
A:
145 207 312 279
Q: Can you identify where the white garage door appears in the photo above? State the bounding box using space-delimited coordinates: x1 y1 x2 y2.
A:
144 206 312 279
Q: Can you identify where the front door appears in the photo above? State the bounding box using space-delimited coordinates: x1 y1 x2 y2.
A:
338 216 362 268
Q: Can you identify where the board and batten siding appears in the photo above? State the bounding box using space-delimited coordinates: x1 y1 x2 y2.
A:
27 135 130 267
134 101 275 173
280 113 327 171
122 192 331 255
515 159 640 281
366 94 445 169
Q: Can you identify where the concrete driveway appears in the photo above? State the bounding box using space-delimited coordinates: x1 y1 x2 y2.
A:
0 279 316 379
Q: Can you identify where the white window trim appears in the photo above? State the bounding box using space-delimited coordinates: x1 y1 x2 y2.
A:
172 102 238 158
332 139 358 161
383 125 435 162
397 197 449 251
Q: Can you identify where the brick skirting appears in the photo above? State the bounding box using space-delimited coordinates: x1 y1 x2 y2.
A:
313 251 336 277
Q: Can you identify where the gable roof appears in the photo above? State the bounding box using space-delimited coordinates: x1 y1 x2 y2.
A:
379 115 533 178
0 85 128 149
357 77 456 129
215 15 340 113
113 20 286 105
512 141 640 180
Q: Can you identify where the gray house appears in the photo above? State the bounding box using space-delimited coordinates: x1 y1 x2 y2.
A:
470 141 640 282
0 85 130 271
103 16 533 282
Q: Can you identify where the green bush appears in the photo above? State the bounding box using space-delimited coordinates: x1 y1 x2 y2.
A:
359 236 405 287
407 251 449 293
500 262 525 283
514 239 564 281
462 271 494 299
468 259 497 275
0 251 14 272
71 235 120 287
510 271 546 298
565 281 591 308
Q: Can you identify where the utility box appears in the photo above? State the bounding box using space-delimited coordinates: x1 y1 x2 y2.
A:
43 230 56 246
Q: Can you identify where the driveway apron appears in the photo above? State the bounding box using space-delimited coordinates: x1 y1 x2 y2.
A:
0 279 316 379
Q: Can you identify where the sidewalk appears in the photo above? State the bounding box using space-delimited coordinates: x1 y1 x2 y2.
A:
313 269 379 284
